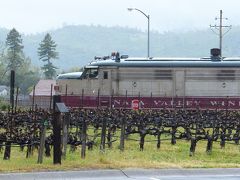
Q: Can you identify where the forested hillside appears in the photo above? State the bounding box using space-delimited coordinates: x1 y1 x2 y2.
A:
1 25 240 70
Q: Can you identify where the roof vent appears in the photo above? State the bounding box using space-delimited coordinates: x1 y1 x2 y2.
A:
211 48 221 57
111 52 120 62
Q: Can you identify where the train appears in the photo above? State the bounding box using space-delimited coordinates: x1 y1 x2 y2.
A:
55 49 240 109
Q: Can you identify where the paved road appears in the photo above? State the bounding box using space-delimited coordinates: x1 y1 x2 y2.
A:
1 168 240 180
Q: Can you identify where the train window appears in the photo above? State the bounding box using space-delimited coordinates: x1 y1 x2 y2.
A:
82 68 98 79
154 70 172 80
103 71 108 79
89 69 98 78
217 70 235 80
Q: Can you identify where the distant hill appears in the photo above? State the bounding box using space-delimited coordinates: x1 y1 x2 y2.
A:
0 25 240 70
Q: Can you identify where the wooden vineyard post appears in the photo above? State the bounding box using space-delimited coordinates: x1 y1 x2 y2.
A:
189 138 197 156
119 115 125 151
157 132 161 149
81 118 87 159
37 119 48 164
52 97 69 164
107 128 112 148
53 95 62 164
4 70 15 160
3 113 12 160
62 113 70 159
100 117 107 152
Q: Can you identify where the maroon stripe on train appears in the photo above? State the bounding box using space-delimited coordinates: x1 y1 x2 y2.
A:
60 96 240 109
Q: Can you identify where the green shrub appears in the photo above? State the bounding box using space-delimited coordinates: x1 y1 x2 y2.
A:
0 99 9 112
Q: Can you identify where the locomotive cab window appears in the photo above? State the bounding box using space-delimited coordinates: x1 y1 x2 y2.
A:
82 67 98 79
103 71 108 79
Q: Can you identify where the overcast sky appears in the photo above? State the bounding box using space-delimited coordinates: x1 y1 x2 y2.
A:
0 0 238 34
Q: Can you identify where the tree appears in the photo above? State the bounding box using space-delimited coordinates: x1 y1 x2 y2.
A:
0 55 40 94
5 28 24 71
0 33 40 95
15 57 40 94
0 42 5 77
38 33 58 79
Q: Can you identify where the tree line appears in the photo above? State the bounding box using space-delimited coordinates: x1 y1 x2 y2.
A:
0 28 58 94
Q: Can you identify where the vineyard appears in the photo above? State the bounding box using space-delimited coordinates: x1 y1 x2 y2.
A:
1 103 240 170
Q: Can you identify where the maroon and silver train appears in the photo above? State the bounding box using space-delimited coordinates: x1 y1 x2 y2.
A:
56 49 240 109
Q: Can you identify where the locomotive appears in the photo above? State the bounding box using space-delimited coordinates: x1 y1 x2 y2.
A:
55 49 240 109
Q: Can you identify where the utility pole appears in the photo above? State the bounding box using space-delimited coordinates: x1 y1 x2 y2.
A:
210 10 232 57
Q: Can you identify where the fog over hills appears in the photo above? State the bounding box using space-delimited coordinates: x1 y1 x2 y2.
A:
1 25 240 70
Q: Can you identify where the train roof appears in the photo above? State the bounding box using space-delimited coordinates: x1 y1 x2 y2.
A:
88 56 240 68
